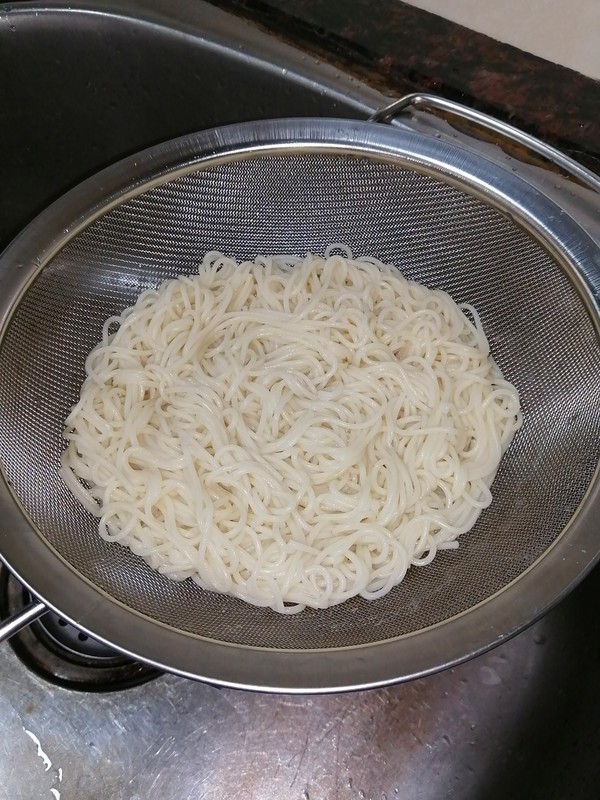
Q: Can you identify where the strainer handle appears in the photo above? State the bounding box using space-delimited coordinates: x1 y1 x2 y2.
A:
0 600 47 643
369 93 600 194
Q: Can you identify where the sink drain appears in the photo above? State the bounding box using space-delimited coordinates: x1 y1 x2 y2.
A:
0 567 162 691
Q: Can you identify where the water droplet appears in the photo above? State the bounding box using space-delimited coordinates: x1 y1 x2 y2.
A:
533 632 547 645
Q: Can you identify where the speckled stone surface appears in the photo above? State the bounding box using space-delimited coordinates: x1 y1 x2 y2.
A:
208 0 600 175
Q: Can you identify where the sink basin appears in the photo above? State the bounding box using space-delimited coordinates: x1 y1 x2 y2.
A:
0 0 379 251
0 2 598 798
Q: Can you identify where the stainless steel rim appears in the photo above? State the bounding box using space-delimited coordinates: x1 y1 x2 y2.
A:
0 117 599 691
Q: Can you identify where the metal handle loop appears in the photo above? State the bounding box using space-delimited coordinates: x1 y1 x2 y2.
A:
370 93 600 195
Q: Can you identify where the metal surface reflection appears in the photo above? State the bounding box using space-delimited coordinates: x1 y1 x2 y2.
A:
1 567 599 799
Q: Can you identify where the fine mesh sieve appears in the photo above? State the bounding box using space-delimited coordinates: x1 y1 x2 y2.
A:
0 115 599 689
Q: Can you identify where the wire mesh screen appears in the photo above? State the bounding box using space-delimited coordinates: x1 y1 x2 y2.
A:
0 152 598 649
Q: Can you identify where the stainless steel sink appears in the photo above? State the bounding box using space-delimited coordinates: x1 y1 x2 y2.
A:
0 0 379 252
0 2 599 798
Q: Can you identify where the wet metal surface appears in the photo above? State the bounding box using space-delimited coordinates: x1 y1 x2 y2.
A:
2 566 600 799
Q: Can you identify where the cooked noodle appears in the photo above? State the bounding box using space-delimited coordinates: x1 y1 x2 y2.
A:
61 247 522 612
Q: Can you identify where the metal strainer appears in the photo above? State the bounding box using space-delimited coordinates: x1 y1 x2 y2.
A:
0 96 599 691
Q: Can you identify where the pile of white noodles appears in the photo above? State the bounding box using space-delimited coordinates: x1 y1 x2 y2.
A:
61 247 522 612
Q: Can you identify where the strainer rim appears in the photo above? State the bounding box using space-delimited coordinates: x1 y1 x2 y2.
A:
0 116 599 690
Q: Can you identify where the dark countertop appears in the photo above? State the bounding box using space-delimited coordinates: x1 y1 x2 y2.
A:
208 0 600 176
